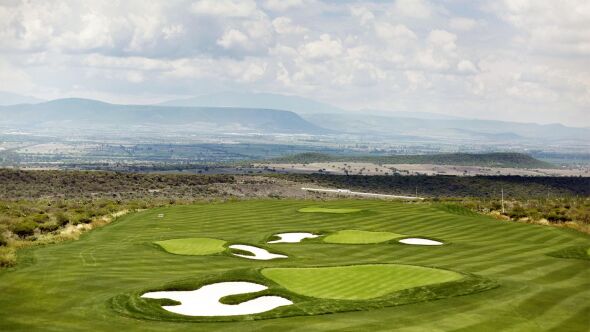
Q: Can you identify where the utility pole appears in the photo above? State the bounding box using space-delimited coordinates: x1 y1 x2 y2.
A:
501 187 505 214
415 186 418 198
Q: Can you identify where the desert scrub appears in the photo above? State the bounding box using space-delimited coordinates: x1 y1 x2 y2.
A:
0 247 16 267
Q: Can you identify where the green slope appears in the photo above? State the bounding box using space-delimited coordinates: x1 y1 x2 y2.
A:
323 230 404 244
262 264 462 300
0 200 589 331
155 238 227 256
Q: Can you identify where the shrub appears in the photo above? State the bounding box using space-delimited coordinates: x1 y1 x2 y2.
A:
39 222 59 233
12 220 37 237
55 212 70 226
0 234 7 247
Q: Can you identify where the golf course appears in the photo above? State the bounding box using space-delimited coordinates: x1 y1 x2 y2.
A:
0 200 589 331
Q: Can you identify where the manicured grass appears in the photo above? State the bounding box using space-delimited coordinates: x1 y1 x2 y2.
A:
547 245 590 261
155 238 227 256
298 207 362 214
323 230 404 244
1 200 589 331
262 264 463 300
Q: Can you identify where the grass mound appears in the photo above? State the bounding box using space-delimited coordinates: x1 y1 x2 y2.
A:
112 266 495 322
298 207 362 214
155 237 227 256
323 230 404 244
262 264 463 300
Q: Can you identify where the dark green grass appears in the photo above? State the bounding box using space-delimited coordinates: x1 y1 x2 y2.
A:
1 200 589 331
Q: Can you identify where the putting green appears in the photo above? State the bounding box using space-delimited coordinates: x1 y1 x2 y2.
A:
155 237 226 256
262 264 463 300
298 207 362 214
323 230 404 244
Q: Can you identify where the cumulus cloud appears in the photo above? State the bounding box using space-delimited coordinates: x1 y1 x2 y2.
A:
0 0 588 126
299 34 343 60
191 0 258 18
272 17 307 34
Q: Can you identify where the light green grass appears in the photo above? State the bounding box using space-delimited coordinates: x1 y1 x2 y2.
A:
298 207 362 214
155 238 226 256
262 264 462 300
1 200 589 331
323 230 404 244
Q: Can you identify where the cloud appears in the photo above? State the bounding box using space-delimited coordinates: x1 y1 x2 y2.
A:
449 17 478 31
299 34 343 60
374 23 416 41
217 29 250 49
191 0 258 18
491 0 590 55
457 60 478 74
262 0 306 12
0 0 589 126
393 0 433 19
272 17 307 34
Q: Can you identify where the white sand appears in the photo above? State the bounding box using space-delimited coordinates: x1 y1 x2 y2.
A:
399 238 443 246
229 244 288 260
142 281 292 316
268 232 319 243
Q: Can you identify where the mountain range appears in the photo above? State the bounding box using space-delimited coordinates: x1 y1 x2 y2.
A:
1 91 589 143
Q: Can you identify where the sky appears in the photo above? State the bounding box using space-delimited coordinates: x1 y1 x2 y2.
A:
0 0 589 126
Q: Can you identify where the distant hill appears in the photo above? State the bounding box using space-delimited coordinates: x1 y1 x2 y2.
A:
0 91 44 106
269 152 555 169
302 113 590 142
0 98 326 134
160 91 347 114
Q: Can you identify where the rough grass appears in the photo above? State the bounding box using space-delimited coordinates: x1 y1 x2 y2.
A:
1 200 589 331
261 264 463 300
298 207 362 214
155 238 227 256
323 230 405 244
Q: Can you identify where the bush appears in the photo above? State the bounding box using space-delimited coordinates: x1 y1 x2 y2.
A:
29 213 50 224
0 235 7 247
39 222 59 233
55 212 70 226
12 220 37 237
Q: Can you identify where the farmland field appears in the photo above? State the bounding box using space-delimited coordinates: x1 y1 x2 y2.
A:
0 200 589 331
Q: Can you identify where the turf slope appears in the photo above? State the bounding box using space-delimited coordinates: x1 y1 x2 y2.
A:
323 230 405 244
262 264 462 300
155 238 227 256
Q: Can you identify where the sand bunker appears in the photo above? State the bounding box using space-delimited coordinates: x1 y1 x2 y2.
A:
229 244 288 260
399 238 443 246
268 232 319 243
142 282 292 316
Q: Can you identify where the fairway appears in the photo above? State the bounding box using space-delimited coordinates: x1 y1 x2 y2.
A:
1 200 589 331
262 264 462 300
298 207 362 213
323 230 405 244
155 238 227 256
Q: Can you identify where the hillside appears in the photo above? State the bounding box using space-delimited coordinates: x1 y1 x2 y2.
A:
269 152 555 169
0 91 44 106
302 113 590 141
160 91 346 114
0 98 325 134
